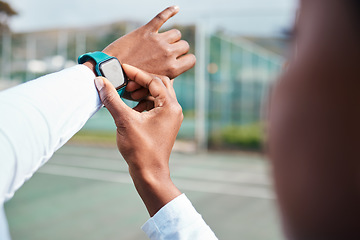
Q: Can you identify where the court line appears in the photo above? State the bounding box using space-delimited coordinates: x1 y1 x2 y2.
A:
173 178 274 199
38 164 133 184
50 156 271 185
55 147 266 171
37 164 274 200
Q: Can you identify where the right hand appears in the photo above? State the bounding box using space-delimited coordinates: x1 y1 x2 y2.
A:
94 64 183 216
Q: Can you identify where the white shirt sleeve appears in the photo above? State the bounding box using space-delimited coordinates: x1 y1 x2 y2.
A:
142 194 218 240
0 65 101 204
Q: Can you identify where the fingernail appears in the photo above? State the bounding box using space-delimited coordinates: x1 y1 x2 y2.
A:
94 77 104 91
173 5 179 11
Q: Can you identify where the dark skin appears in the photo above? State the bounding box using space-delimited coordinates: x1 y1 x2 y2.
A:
95 65 182 217
97 1 360 239
83 6 190 217
269 0 360 239
84 6 195 101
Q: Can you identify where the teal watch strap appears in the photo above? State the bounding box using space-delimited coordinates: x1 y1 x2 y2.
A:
116 85 126 96
78 51 116 77
78 51 126 96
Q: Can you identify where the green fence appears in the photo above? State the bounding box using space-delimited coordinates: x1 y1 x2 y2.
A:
172 33 283 147
0 28 283 149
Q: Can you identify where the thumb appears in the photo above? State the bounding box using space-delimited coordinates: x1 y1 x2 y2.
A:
94 77 132 125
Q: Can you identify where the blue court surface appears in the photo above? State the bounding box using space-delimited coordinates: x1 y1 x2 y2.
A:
4 144 283 240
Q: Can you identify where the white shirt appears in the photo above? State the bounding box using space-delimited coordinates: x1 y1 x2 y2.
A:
0 65 217 239
142 194 217 240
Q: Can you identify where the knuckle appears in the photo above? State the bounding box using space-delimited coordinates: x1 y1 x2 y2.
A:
173 29 182 39
152 76 163 86
155 12 167 22
162 46 173 57
170 101 182 115
175 105 184 121
141 30 150 39
165 6 175 14
167 62 178 77
153 76 162 83
177 104 183 116
160 75 170 81
161 76 171 87
152 33 160 41
182 40 190 50
164 76 171 84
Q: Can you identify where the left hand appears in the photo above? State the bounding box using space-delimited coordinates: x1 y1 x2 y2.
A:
94 64 183 216
104 5 195 79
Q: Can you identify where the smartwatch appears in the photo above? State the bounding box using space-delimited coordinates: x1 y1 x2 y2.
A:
78 51 128 96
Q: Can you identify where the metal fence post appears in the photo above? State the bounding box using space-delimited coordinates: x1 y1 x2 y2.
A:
195 21 208 151
220 35 232 126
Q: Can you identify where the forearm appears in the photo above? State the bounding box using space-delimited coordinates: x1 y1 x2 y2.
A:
0 65 100 203
95 58 216 240
130 160 217 240
128 159 217 239
129 164 182 217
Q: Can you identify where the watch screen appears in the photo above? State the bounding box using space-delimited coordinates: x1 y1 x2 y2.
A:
99 59 126 89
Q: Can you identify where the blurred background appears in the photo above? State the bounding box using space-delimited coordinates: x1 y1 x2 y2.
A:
1 0 297 239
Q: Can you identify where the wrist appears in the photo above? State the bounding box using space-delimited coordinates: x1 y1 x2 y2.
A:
82 59 96 75
103 45 126 64
130 166 172 192
129 166 181 217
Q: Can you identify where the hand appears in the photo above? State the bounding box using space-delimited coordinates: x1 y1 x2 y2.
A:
94 64 182 216
103 6 196 79
103 5 196 101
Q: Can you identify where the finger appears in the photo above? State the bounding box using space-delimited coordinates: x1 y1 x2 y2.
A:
126 80 142 92
172 54 196 77
122 64 168 100
94 77 133 125
131 88 149 101
146 6 180 32
158 76 176 99
120 90 134 101
159 29 182 43
133 100 155 113
168 79 177 99
172 40 190 57
146 95 156 102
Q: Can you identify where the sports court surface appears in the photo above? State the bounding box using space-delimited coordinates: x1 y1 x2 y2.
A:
4 144 283 240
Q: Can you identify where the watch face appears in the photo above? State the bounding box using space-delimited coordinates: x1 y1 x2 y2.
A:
99 58 127 90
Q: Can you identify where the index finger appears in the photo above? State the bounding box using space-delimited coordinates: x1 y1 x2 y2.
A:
146 6 180 32
122 64 168 99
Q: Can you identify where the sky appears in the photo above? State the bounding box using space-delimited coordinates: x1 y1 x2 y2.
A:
8 0 298 36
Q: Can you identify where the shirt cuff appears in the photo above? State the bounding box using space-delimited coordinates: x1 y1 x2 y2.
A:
141 194 217 240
